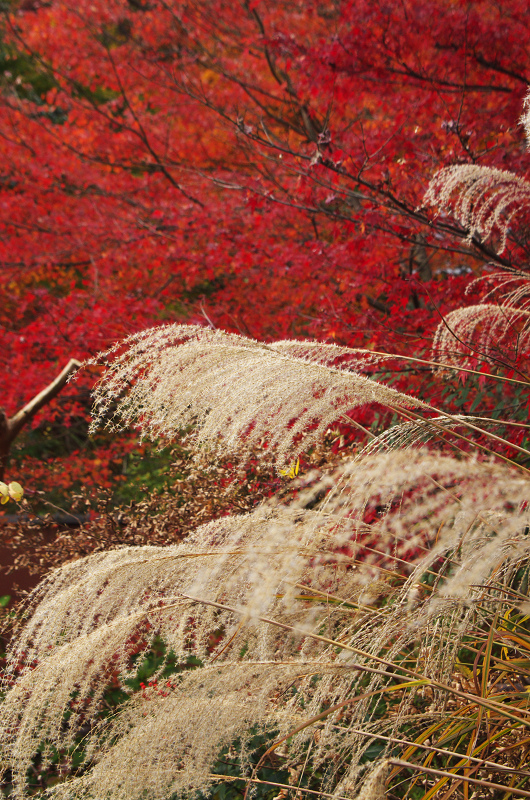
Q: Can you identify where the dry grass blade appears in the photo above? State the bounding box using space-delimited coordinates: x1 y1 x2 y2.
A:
367 348 530 387
388 759 530 798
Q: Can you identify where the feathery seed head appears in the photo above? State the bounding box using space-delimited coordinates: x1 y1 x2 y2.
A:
431 303 530 370
424 164 530 253
521 87 530 146
87 324 424 468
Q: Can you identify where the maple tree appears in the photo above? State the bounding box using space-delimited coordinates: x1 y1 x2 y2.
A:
0 0 529 499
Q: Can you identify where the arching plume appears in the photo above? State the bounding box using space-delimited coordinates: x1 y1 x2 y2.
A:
430 303 530 369
87 324 423 468
1 451 529 799
424 164 530 253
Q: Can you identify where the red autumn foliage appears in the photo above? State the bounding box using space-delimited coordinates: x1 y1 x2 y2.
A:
0 0 528 492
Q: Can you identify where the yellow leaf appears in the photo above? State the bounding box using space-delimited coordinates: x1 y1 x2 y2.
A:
7 482 23 502
279 458 300 479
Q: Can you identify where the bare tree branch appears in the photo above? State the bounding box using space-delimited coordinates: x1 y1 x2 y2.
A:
0 358 81 479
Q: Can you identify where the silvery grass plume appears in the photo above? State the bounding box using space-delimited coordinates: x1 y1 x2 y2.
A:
430 303 530 370
1 450 530 800
427 269 530 370
522 88 530 143
359 414 486 455
424 164 530 253
424 90 530 371
477 270 530 312
423 269 530 372
86 324 422 469
424 89 530 254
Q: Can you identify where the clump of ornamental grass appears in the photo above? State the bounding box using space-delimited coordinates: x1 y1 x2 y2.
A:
4 94 530 800
3 369 530 800
2 439 530 800
424 163 530 254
